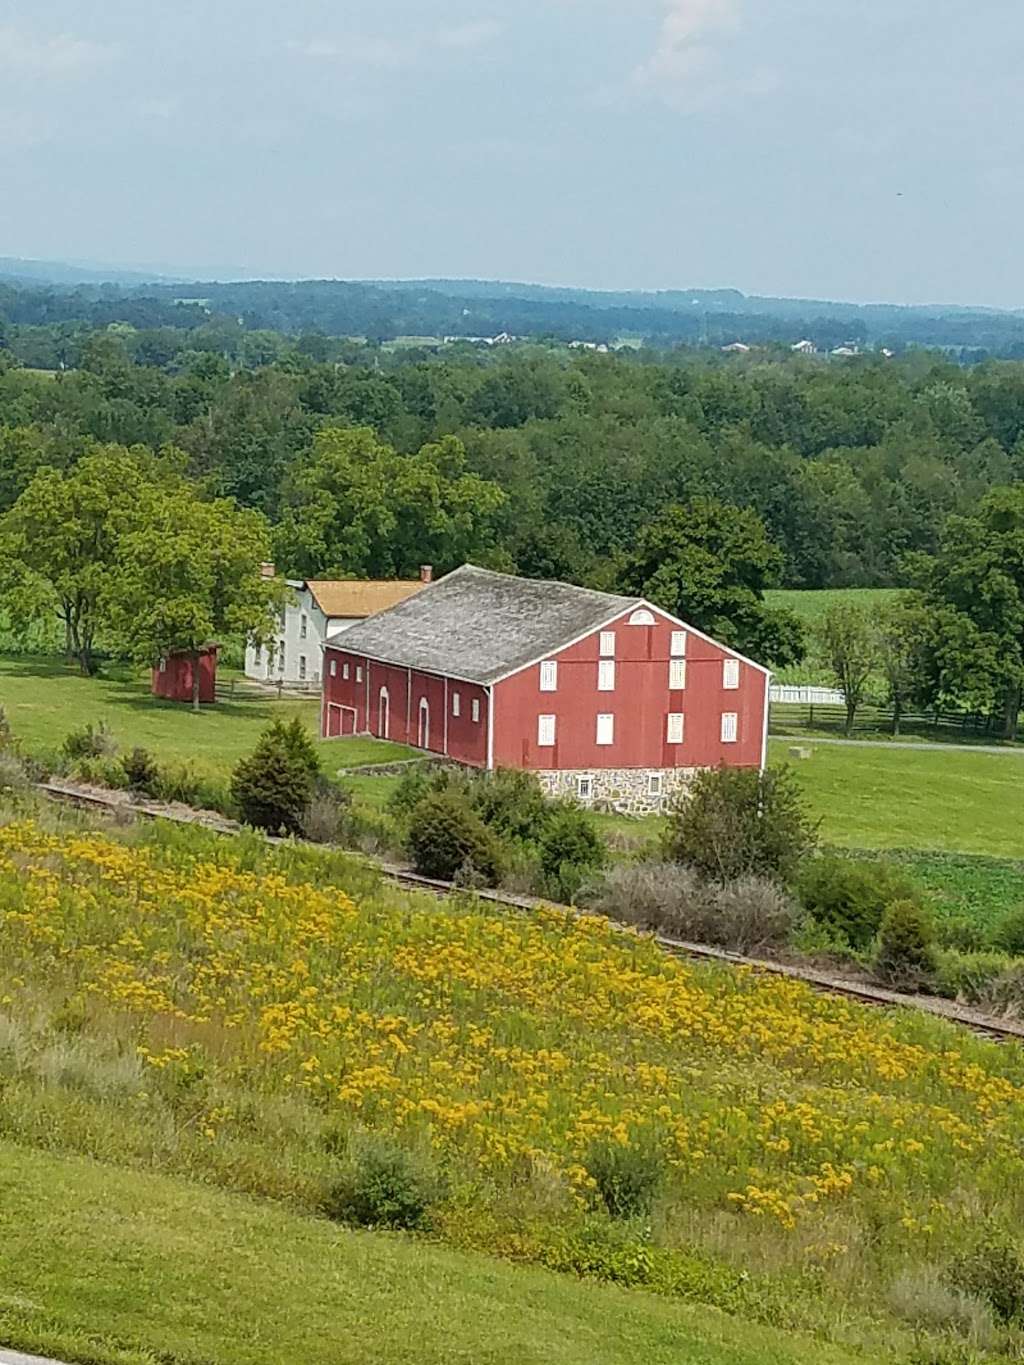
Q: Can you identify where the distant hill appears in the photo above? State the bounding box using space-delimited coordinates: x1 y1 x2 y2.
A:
2 262 1024 354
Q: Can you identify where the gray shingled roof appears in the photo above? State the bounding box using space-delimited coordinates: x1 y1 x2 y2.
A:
328 565 641 685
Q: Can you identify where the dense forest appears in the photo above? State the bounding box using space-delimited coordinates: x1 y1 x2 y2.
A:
6 271 1024 356
2 330 1023 591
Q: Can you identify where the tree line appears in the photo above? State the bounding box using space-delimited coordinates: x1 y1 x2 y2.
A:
0 330 1022 732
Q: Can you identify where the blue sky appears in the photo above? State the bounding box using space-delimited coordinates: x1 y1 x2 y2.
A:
0 0 1020 305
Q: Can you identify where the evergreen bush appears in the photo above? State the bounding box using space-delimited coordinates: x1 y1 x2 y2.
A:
407 791 503 883
231 721 318 835
797 854 921 950
873 899 938 989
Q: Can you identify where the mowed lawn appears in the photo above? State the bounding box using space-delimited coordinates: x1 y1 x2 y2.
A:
0 656 417 777
774 739 1024 858
0 1144 865 1365
764 587 904 623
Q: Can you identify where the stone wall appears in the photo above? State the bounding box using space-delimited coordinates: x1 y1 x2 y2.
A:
537 766 700 816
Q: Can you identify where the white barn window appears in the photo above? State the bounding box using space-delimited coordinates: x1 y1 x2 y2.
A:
667 713 684 744
452 691 461 717
596 713 614 746
723 658 740 690
342 662 350 680
330 660 337 678
721 712 738 743
472 698 480 723
539 660 558 691
577 775 594 801
598 660 615 692
628 609 655 627
356 666 363 683
648 773 663 797
599 631 616 657
669 659 686 690
671 631 687 657
538 714 556 747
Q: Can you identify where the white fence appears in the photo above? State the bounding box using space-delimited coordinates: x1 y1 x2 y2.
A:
770 685 845 706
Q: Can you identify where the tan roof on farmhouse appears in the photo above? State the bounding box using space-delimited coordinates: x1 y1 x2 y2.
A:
306 579 426 620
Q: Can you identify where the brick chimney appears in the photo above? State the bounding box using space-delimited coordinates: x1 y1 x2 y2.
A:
260 562 276 579
419 564 433 583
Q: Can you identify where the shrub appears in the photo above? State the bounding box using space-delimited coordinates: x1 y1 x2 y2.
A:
948 1231 1024 1323
936 916 988 953
69 756 130 790
474 768 551 844
407 792 503 883
887 1265 995 1345
992 906 1024 957
586 861 708 934
0 750 29 795
231 722 318 835
538 803 605 903
797 855 921 951
300 786 354 845
62 721 116 761
663 765 818 883
873 899 937 989
708 876 801 955
321 1132 440 1230
122 747 159 794
934 949 1013 1003
387 764 455 822
585 1138 663 1220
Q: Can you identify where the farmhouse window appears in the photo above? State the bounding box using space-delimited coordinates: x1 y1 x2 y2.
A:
598 660 616 691
472 698 480 723
299 656 307 681
667 713 684 744
254 646 262 666
669 659 686 690
723 658 740 690
540 660 558 691
538 714 556 747
599 631 616 657
577 775 594 801
671 631 687 657
721 712 738 743
300 614 308 640
596 713 614 746
452 691 461 717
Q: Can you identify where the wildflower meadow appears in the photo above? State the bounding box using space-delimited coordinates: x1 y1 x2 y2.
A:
2 808 1024 1354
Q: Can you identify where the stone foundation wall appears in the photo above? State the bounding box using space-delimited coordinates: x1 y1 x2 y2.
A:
537 767 700 816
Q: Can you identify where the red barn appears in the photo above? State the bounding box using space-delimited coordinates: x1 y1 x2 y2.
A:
321 566 770 813
152 646 219 705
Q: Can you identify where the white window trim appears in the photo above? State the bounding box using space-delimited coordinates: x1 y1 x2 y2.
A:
539 660 558 692
596 713 614 746
721 712 739 743
723 658 740 690
669 659 687 691
671 631 687 657
356 666 363 683
667 713 684 745
342 662 350 680
576 774 594 801
452 691 461 717
599 631 616 657
329 660 337 678
648 773 663 797
598 659 616 692
538 714 556 747
471 698 480 723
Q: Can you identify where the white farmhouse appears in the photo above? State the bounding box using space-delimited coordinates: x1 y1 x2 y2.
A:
246 569 432 688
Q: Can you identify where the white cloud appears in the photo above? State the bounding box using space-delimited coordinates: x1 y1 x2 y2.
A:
634 0 740 97
0 26 117 76
437 21 503 50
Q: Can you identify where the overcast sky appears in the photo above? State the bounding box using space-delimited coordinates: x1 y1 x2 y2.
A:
1 0 1021 306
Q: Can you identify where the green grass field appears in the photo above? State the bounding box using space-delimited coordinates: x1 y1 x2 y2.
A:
0 1143 866 1365
773 739 1024 858
0 656 417 776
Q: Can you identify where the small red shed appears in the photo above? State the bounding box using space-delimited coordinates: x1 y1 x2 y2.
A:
151 646 219 705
